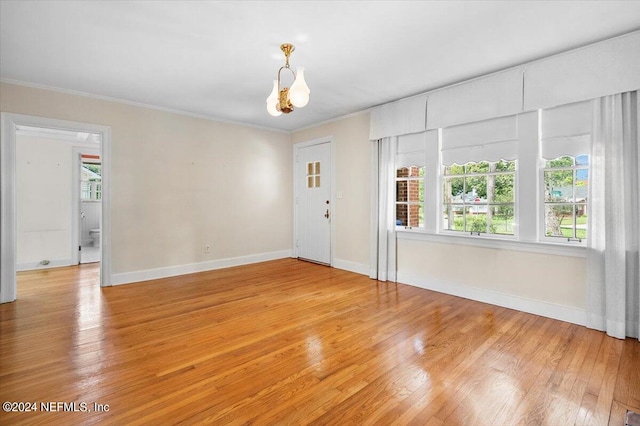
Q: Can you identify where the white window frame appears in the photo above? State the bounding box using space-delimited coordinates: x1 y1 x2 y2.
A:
539 156 589 245
395 165 425 230
440 160 518 239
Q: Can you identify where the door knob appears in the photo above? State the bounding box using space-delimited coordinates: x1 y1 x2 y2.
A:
324 209 330 219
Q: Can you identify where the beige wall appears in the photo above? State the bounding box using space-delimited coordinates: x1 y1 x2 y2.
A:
398 239 586 309
1 82 293 275
291 113 371 269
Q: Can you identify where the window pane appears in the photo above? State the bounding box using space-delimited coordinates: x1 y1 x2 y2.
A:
407 179 420 203
465 175 487 203
466 161 490 174
486 174 514 203
407 203 423 228
545 203 576 237
396 180 408 202
466 214 487 233
443 204 464 231
575 155 589 166
546 156 575 168
545 170 573 202
576 169 588 203
576 204 588 239
495 160 516 172
444 164 464 175
488 205 515 235
396 204 408 227
443 177 464 204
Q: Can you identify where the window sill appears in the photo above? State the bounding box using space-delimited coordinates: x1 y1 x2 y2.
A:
396 229 587 258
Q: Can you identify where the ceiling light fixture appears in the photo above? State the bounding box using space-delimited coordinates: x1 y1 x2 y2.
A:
266 44 310 116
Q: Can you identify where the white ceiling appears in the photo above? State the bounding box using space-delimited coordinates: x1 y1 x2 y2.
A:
2 1 640 132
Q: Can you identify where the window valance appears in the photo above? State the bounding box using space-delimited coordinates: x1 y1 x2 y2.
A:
441 115 518 165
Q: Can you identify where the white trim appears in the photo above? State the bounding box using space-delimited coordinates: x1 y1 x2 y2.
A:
111 250 292 286
332 258 369 276
292 136 335 266
396 229 586 258
1 113 112 303
17 258 74 272
1 78 289 134
397 271 587 326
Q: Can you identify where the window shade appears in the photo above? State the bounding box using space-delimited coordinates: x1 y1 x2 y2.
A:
369 94 427 140
541 100 592 159
427 68 523 130
441 115 518 165
396 132 426 168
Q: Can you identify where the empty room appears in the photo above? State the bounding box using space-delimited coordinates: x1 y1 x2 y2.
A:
1 1 639 425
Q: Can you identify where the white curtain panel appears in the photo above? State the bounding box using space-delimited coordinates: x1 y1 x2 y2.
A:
586 91 640 340
369 138 396 282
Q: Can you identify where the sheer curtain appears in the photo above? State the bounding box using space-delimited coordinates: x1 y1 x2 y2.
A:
586 91 640 340
370 138 396 282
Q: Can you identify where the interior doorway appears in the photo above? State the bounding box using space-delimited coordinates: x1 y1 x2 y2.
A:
14 127 102 271
77 150 102 264
1 113 112 303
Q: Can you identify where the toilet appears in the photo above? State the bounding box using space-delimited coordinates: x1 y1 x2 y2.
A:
89 228 101 247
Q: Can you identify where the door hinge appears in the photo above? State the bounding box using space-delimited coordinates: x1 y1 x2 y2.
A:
79 245 82 251
296 239 299 247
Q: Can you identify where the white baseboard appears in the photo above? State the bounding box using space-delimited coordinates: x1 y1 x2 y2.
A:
111 250 292 286
17 258 74 272
332 258 369 276
397 272 586 326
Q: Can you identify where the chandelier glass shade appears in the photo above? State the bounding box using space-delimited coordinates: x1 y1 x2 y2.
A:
266 44 310 116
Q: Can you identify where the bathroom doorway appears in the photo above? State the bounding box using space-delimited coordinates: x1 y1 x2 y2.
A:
78 151 101 264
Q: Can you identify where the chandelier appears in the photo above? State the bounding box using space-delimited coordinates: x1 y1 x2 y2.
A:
266 44 310 116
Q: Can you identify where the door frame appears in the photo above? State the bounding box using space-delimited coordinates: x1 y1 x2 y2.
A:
292 136 335 265
1 113 112 303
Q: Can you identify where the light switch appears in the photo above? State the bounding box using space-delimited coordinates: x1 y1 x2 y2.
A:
337 191 343 199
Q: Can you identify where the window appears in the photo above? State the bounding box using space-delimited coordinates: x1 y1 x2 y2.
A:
396 165 424 228
395 133 426 229
306 161 321 188
543 155 588 241
540 100 591 243
81 163 102 202
442 160 516 235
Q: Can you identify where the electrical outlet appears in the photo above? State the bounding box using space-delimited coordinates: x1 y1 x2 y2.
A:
205 244 211 253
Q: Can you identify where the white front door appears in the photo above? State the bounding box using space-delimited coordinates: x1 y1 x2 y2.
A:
296 141 331 264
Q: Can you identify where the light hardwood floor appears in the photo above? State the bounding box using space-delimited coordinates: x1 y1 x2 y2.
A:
1 259 638 425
